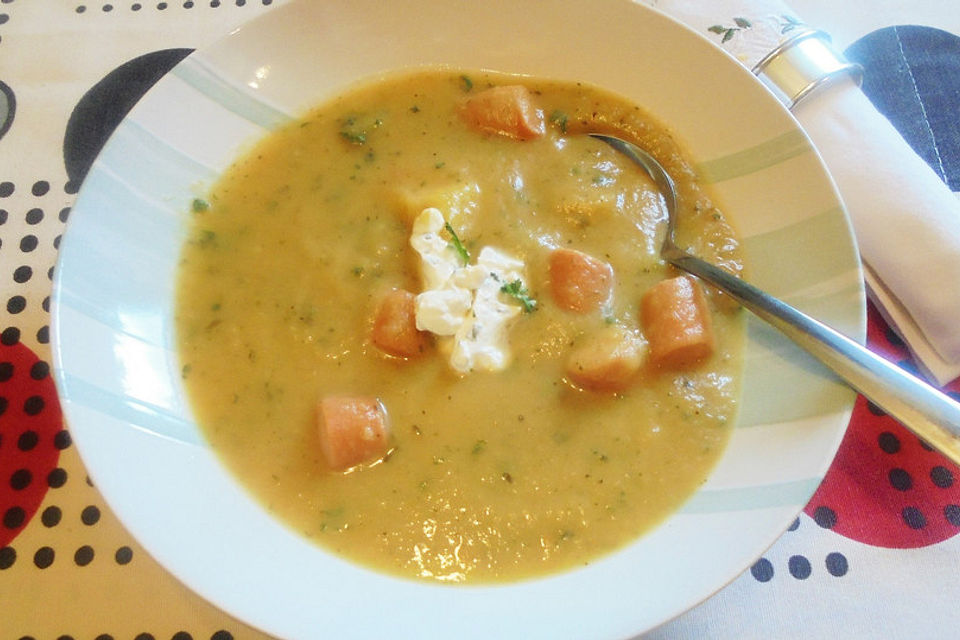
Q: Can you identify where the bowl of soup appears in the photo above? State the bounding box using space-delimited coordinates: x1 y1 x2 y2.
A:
51 0 864 638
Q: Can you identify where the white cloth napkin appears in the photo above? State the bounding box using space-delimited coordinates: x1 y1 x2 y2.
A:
644 0 960 385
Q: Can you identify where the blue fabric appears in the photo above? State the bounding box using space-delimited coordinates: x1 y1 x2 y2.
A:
845 26 960 193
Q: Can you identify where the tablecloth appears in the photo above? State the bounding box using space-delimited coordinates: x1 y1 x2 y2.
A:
1 2 958 639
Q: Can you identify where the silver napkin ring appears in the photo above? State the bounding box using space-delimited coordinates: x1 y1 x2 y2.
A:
752 28 863 110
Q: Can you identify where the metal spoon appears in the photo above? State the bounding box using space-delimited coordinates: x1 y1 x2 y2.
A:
590 132 960 465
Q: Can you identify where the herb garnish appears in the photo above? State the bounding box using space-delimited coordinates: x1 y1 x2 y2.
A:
339 115 380 145
444 222 470 264
549 110 568 133
192 229 217 248
340 129 367 145
500 279 537 312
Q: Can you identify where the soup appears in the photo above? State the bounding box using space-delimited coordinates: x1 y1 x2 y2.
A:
175 69 745 583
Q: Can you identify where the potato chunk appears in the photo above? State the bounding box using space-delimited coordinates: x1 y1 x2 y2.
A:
392 181 481 235
566 325 647 391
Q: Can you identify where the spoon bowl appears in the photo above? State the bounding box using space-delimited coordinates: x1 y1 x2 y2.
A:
591 132 960 465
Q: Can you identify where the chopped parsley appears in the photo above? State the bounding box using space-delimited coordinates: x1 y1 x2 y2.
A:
549 110 568 133
500 279 537 312
338 115 382 146
192 229 217 248
340 129 367 145
444 222 470 264
191 198 210 213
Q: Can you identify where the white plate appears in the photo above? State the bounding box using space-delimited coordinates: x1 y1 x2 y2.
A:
51 0 864 638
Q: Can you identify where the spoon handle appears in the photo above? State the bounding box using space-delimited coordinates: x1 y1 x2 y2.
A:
669 251 960 465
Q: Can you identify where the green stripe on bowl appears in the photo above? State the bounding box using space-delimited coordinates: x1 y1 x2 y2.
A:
742 207 857 295
697 129 812 183
735 205 863 429
172 56 294 131
104 118 219 202
681 477 822 513
61 374 202 446
737 317 856 428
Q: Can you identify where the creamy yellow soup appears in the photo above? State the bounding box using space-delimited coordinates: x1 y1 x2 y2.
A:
175 70 745 583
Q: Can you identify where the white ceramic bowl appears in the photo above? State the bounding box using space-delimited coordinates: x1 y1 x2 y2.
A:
51 0 864 638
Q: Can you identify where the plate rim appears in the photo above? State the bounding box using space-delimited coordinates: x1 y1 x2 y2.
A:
50 0 865 638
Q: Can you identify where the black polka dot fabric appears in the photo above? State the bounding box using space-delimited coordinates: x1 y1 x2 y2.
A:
749 516 851 584
73 0 272 13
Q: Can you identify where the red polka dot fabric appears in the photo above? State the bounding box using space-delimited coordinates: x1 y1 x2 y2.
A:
0 342 64 549
805 305 960 548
